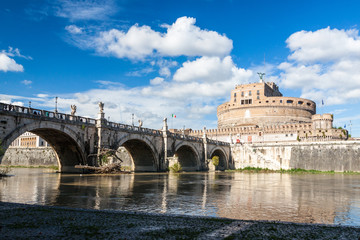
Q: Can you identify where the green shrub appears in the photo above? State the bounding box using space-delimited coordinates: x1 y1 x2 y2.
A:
212 156 219 166
169 162 182 173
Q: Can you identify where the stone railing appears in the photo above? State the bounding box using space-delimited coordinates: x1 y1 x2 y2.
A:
105 121 162 136
0 102 96 125
207 138 230 146
168 132 203 142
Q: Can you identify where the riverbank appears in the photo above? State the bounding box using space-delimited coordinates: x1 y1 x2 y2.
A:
226 167 360 174
1 202 359 239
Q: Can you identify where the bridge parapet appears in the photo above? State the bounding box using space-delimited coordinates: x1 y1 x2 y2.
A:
0 102 96 125
105 121 162 136
168 132 203 142
207 138 230 146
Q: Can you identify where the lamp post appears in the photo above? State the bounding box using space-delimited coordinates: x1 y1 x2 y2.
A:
132 113 134 126
55 97 58 113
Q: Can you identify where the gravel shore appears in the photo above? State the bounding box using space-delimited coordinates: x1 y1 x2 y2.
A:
1 201 360 239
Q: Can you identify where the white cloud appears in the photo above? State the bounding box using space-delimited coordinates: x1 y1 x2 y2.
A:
54 0 117 21
157 59 177 77
74 16 232 60
126 67 154 77
174 56 252 84
21 80 32 85
65 25 83 34
150 77 164 85
37 94 49 98
159 67 171 77
286 27 360 63
0 54 252 129
279 27 360 105
2 47 32 60
0 53 24 72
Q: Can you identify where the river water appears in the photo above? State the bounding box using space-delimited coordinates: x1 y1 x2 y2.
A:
1 168 360 226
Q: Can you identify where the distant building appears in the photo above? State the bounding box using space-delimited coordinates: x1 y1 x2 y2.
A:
10 132 50 148
188 80 347 143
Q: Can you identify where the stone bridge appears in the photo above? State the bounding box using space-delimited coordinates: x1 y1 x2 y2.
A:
0 102 231 172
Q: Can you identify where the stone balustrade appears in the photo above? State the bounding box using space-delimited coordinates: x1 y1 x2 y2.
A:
0 102 96 125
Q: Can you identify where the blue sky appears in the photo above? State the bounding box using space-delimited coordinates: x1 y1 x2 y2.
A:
1 0 360 136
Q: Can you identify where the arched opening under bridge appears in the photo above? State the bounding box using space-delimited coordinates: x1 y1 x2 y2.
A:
1 128 86 172
175 145 199 171
211 149 227 171
121 139 157 172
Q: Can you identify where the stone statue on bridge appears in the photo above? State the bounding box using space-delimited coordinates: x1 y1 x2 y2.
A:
98 102 104 113
163 118 168 131
70 105 77 115
138 119 143 128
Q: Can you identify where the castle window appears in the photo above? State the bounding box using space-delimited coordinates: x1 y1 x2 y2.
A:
241 92 244 97
234 93 236 97
257 96 260 100
266 100 269 103
259 101 261 103
257 90 260 95
249 99 252 104
234 98 236 102
298 101 303 105
285 134 288 137
249 91 252 96
287 100 293 104
241 100 244 105
307 102 311 106
273 100 275 103
280 100 283 103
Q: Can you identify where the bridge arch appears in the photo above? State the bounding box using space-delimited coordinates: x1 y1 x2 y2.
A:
116 134 159 172
1 122 86 172
174 142 200 171
210 147 228 171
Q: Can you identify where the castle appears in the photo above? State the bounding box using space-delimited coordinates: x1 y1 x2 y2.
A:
188 79 347 143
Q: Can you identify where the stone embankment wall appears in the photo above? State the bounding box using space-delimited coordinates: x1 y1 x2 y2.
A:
1 147 58 166
232 141 360 172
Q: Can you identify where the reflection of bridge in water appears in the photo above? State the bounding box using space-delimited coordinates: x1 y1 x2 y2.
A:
1 169 357 225
0 102 231 172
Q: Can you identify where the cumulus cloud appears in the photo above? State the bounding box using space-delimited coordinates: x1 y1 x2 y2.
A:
150 77 164 85
286 27 360 63
74 16 232 60
279 27 360 105
174 56 252 84
0 53 24 72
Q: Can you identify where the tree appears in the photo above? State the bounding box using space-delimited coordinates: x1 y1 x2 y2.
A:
212 156 219 167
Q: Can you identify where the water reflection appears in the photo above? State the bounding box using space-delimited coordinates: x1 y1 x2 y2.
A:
2 168 360 226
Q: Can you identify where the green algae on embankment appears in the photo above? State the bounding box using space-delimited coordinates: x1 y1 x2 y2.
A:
226 167 360 174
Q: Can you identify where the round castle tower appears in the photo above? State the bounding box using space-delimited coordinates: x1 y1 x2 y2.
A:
312 114 333 130
217 81 316 128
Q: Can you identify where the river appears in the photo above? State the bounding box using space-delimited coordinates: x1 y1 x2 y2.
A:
1 168 360 226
